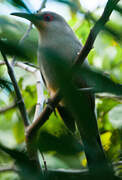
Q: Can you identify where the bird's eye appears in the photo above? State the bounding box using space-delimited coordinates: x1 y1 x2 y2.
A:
43 14 53 22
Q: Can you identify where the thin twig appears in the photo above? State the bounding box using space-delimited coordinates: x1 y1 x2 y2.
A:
19 23 32 45
1 51 30 127
0 166 18 173
96 93 122 103
33 71 45 121
40 152 48 172
12 23 32 63
10 61 45 120
15 61 37 73
37 0 47 13
14 61 45 169
0 102 16 113
0 60 45 121
0 61 5 66
14 62 45 118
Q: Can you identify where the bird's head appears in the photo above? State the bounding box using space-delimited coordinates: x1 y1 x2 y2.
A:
11 11 80 61
11 11 70 36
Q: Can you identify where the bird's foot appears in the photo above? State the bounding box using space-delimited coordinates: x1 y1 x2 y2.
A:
46 98 57 116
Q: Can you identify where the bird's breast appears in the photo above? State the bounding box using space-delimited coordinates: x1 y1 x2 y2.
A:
38 47 61 97
38 34 82 97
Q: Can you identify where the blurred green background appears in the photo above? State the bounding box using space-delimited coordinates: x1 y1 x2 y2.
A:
0 0 122 179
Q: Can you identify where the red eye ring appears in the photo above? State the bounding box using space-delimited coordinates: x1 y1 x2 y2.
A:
43 14 53 22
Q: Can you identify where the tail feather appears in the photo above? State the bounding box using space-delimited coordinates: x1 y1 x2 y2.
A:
57 105 76 132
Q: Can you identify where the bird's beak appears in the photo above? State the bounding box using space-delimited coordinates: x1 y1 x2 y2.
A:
11 12 40 24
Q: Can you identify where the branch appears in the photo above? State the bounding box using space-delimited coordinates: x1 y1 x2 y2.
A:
0 166 18 173
26 91 61 157
37 0 47 13
14 62 45 120
1 51 30 127
0 60 44 119
14 61 37 73
26 0 120 142
0 61 44 114
96 93 122 103
19 23 32 45
0 61 5 66
12 23 32 63
14 62 45 170
0 60 39 72
40 152 48 172
74 0 120 66
0 102 16 113
33 70 45 121
0 61 45 169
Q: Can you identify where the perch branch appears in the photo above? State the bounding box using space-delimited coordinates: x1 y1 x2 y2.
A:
26 90 61 149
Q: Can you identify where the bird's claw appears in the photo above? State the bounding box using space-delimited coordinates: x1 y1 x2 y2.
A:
46 98 57 116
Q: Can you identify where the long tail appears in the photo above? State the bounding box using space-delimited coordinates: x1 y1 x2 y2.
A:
57 104 76 132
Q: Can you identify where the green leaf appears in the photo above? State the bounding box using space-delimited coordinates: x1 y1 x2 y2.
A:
5 0 31 13
13 115 25 144
38 112 83 155
0 16 38 62
0 39 29 60
78 66 122 96
0 78 13 92
109 104 122 129
0 143 43 180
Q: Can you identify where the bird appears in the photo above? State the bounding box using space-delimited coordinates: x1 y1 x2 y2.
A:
11 11 90 132
11 11 112 173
